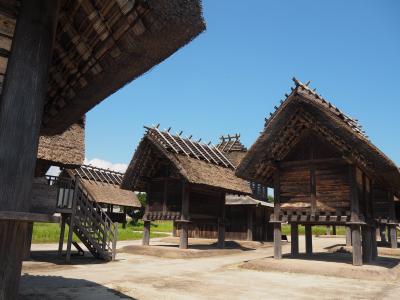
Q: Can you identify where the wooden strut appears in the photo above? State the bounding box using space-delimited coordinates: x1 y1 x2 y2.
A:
0 0 61 298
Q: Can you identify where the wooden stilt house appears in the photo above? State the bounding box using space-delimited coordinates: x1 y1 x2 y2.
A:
173 135 274 242
236 78 400 266
0 1 205 297
121 126 252 249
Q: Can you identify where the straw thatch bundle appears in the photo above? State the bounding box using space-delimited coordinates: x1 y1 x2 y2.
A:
121 129 252 195
37 118 85 168
0 0 205 134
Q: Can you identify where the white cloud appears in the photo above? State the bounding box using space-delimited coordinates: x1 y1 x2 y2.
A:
46 166 61 176
84 158 128 173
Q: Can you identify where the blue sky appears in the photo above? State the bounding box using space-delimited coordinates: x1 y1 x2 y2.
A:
85 0 400 170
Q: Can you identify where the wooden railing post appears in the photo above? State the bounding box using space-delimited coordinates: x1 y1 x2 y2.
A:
66 175 79 263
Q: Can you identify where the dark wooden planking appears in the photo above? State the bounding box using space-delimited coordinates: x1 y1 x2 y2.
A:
305 225 312 255
351 225 363 266
0 1 60 298
291 223 299 256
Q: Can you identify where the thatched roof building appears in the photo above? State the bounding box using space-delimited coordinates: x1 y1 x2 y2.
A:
37 118 85 168
65 165 141 208
0 0 205 135
121 127 251 195
237 78 400 194
236 78 400 265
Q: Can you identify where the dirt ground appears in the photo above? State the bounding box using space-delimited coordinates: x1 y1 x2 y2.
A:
20 236 400 300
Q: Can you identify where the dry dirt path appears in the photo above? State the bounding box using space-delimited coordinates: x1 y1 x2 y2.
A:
20 237 400 300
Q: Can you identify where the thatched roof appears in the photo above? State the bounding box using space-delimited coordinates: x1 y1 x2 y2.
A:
226 194 273 208
66 165 141 207
121 126 252 194
36 118 85 168
236 78 400 192
217 134 247 166
0 0 205 134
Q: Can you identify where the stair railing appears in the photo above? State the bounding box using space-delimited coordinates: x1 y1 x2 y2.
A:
70 175 118 260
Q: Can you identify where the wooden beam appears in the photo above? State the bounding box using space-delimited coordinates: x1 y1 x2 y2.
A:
346 226 352 246
218 192 225 248
291 223 299 256
349 165 360 222
273 169 282 259
362 226 372 263
179 182 189 249
351 225 363 266
247 206 253 241
66 178 79 263
371 225 378 260
305 225 313 255
0 1 60 297
279 157 347 169
389 224 397 249
143 220 150 246
58 215 66 257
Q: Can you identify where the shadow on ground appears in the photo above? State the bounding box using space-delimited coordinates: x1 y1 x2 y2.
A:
19 274 136 300
27 250 107 266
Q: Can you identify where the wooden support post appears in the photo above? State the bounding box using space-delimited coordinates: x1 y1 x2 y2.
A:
247 206 253 241
180 182 189 249
143 220 150 246
380 224 387 243
305 225 313 255
23 222 34 260
172 221 177 237
0 0 60 298
291 223 299 256
346 226 352 246
218 192 226 248
112 222 118 260
66 177 79 263
58 215 66 257
362 226 372 263
389 224 397 249
273 169 282 259
274 223 282 259
332 225 337 235
351 225 363 266
371 226 378 260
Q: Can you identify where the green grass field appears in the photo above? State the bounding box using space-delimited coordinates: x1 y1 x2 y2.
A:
282 224 346 236
32 221 170 244
33 220 347 243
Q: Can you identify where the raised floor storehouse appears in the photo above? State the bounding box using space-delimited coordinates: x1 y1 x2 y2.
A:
0 1 205 298
236 78 400 266
121 126 252 249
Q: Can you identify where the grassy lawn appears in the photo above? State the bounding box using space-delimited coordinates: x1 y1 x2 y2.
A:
130 220 173 232
282 224 346 236
32 221 170 244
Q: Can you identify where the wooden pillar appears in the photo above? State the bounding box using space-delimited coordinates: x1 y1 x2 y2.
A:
0 1 60 297
58 215 66 256
290 223 299 256
389 224 397 249
23 222 34 260
66 176 79 263
371 225 378 260
362 226 372 263
112 222 118 260
305 225 313 255
274 223 282 259
247 206 253 241
218 192 226 249
179 182 189 249
172 221 177 237
351 225 363 266
380 224 387 243
142 220 150 246
332 225 337 235
346 226 352 246
273 169 282 259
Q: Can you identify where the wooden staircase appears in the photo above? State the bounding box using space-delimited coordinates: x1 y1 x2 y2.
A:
56 176 118 262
